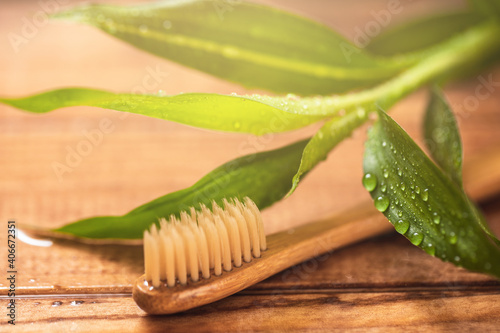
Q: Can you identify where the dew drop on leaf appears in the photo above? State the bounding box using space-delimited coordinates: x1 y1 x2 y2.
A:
395 219 409 234
362 173 377 192
415 186 420 194
383 169 389 178
449 232 457 244
421 188 429 201
409 231 424 246
374 196 390 212
424 243 436 256
432 212 440 224
401 183 406 191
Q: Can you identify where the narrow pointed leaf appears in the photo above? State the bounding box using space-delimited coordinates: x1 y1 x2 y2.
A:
0 88 326 135
366 10 483 56
363 111 500 279
52 1 406 95
53 139 308 240
289 109 369 194
423 87 462 186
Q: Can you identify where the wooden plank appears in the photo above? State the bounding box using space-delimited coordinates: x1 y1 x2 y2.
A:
3 291 499 332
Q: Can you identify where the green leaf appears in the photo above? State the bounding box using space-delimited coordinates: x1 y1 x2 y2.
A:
469 0 500 20
0 88 327 135
423 87 462 186
52 1 406 95
363 110 500 279
366 10 483 56
290 108 369 194
54 139 308 240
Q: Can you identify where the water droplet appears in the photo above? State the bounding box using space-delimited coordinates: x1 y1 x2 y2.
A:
381 184 387 193
424 243 435 256
432 212 440 224
383 169 389 178
401 183 406 191
356 107 366 118
163 20 172 29
409 231 423 246
382 141 387 147
397 168 402 176
52 301 63 307
395 219 409 234
362 173 377 192
139 25 149 33
411 192 416 199
449 232 457 244
397 211 403 217
415 186 420 194
454 256 461 262
71 301 84 306
374 196 390 212
421 188 429 201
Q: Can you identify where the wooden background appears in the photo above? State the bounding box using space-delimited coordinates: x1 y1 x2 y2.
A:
1 0 499 331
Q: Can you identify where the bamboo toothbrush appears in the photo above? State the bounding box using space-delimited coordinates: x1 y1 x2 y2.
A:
133 147 500 315
133 197 393 315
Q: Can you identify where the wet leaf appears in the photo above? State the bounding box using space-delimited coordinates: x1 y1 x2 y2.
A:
0 88 326 135
363 110 500 278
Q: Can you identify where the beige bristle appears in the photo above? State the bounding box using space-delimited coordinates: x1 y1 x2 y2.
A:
143 197 266 288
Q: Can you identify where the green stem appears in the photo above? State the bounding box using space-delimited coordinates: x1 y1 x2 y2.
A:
323 21 500 113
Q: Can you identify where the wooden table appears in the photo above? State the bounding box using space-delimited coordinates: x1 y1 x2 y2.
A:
1 0 499 331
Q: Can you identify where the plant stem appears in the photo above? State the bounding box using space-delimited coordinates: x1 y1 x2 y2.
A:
323 21 500 113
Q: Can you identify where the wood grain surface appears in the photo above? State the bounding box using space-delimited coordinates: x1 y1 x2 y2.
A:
1 0 500 331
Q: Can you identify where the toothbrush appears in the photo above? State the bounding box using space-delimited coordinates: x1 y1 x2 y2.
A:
133 197 393 315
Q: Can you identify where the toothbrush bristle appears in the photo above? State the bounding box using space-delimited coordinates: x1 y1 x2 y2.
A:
143 197 267 288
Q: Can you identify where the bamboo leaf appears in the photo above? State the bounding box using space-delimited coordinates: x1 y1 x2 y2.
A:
0 88 327 135
363 110 500 279
366 10 483 56
423 87 462 186
54 139 309 240
52 1 406 95
289 108 368 194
